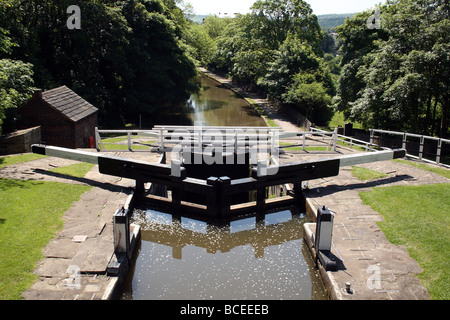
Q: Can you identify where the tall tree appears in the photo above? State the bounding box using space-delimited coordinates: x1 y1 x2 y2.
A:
261 35 335 124
250 0 323 53
0 28 34 134
335 0 449 137
210 0 325 90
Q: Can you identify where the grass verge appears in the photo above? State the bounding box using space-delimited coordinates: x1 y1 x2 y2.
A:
318 111 364 131
0 178 92 299
0 154 47 169
393 159 450 179
98 136 154 151
359 183 450 300
49 162 95 178
351 166 388 181
279 142 328 151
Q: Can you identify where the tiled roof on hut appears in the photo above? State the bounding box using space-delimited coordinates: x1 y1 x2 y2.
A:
41 85 98 122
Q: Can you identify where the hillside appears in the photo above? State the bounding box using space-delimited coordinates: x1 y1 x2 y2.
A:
191 13 355 29
317 13 356 30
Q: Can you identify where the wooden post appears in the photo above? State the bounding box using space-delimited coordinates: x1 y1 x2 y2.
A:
256 187 266 214
127 132 132 151
207 177 219 215
159 128 164 152
95 127 99 152
333 128 338 152
113 207 130 257
219 176 231 215
302 133 306 151
171 184 182 214
436 139 442 164
256 160 267 213
293 180 303 204
135 178 145 193
419 135 424 160
170 160 184 214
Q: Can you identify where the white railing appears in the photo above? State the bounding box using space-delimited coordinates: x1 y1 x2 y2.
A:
94 127 159 152
369 129 450 167
94 126 283 153
279 128 338 152
95 126 344 154
310 127 382 152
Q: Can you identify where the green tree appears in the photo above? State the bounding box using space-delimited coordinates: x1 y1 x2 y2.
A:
202 15 233 40
210 14 272 83
250 0 323 53
0 59 34 134
262 35 334 99
261 35 334 124
333 9 388 121
283 73 333 125
335 0 449 137
209 0 325 91
0 27 34 134
119 0 197 126
183 22 216 66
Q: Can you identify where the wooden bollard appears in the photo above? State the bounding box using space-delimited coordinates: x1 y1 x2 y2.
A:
113 207 130 257
170 159 186 214
207 177 219 215
219 176 231 215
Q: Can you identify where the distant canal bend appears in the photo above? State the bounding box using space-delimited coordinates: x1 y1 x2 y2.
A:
186 74 266 127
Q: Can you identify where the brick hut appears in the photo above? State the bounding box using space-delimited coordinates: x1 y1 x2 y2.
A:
18 86 98 149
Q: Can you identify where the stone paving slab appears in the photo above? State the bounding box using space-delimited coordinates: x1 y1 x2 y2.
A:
22 183 130 300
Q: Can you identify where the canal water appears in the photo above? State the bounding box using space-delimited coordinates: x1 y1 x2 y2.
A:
121 205 327 300
120 74 328 300
186 75 266 127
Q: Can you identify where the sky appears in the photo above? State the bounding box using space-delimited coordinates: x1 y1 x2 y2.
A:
186 0 384 16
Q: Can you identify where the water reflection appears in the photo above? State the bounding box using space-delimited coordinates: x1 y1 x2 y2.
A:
186 76 266 127
121 206 328 300
150 75 266 128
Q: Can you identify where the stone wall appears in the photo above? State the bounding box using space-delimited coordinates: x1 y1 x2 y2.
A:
0 126 41 155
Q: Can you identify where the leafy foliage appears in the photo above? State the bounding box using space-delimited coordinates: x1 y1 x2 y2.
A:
335 0 450 137
0 58 34 134
0 0 198 129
